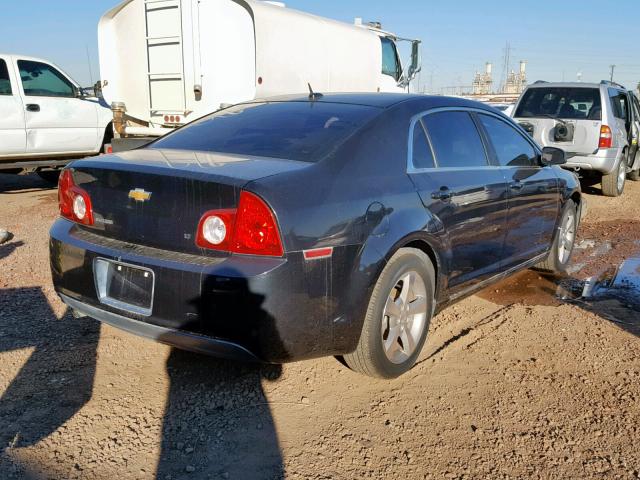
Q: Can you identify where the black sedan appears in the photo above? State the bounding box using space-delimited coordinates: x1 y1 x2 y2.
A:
50 94 581 378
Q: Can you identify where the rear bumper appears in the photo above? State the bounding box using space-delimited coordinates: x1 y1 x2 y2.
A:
50 219 362 363
563 148 621 174
60 293 260 362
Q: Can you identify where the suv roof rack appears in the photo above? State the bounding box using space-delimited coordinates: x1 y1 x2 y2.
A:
600 80 625 89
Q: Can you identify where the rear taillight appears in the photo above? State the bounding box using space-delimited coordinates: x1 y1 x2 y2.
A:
196 191 283 257
58 169 94 225
599 125 612 149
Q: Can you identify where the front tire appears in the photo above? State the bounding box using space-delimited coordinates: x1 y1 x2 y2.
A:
535 199 577 274
601 157 626 196
343 248 435 379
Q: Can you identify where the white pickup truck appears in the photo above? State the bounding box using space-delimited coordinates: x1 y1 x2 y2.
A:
0 54 113 182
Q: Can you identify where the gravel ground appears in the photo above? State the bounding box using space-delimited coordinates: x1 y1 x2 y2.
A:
0 173 639 480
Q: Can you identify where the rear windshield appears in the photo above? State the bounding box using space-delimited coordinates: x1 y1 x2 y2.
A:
515 87 602 120
149 101 381 162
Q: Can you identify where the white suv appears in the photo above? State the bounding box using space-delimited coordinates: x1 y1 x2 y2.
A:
0 54 112 182
512 81 640 196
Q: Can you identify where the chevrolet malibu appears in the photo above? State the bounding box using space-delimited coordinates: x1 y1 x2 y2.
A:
50 94 581 378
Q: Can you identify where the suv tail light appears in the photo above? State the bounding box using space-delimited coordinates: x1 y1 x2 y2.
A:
58 169 94 225
599 125 612 149
196 191 283 257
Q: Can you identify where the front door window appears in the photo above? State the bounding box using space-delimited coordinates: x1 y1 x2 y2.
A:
18 60 75 97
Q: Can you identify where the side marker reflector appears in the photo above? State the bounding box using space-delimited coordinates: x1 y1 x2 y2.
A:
303 247 334 260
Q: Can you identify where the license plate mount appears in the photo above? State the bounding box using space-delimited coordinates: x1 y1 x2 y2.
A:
94 258 155 316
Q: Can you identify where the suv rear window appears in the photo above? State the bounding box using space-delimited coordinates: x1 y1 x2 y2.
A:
150 101 381 162
515 87 602 120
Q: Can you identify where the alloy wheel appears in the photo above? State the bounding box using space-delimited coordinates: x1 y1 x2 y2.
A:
381 271 428 364
557 210 576 264
618 160 626 193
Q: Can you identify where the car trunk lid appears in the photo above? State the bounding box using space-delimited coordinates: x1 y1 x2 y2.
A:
70 149 308 255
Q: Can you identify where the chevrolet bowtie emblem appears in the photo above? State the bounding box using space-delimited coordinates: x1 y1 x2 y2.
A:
128 188 152 202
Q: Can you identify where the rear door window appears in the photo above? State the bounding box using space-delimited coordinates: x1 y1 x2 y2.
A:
515 87 602 120
150 101 381 162
422 111 488 168
0 59 11 95
478 114 538 167
609 88 628 120
411 120 435 169
18 60 75 97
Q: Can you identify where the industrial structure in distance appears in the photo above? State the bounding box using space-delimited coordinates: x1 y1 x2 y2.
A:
471 60 527 101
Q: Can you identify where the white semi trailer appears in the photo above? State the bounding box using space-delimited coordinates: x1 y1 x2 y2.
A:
98 0 421 150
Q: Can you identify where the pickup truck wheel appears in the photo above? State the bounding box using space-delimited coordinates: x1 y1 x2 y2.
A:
343 248 434 379
535 199 577 274
37 170 61 185
601 157 626 196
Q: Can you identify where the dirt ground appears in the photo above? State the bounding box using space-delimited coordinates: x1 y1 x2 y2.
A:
1 173 639 480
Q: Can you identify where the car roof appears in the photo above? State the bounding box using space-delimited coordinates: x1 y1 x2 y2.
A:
0 53 53 64
245 93 499 111
525 82 606 89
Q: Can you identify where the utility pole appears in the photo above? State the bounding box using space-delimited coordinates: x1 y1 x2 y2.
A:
610 64 616 82
500 41 511 93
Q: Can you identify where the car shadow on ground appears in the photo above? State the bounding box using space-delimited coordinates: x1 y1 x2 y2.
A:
0 287 100 476
0 174 55 194
156 272 286 479
0 283 286 478
157 352 284 480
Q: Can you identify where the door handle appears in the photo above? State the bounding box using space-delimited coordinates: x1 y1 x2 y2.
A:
431 187 454 200
509 181 524 190
26 104 40 112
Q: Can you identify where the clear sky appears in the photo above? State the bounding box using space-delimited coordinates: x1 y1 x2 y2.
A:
1 0 639 92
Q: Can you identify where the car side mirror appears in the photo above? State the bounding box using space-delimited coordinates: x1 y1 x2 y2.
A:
409 40 422 78
74 86 86 99
397 40 422 88
540 146 566 166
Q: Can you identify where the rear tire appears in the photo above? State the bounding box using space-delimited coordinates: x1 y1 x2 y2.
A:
601 157 626 196
535 199 577 274
343 248 435 379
